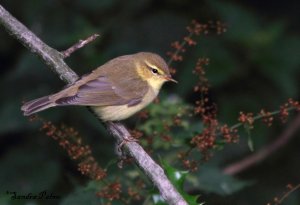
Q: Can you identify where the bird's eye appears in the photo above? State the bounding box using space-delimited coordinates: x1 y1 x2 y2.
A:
151 69 159 74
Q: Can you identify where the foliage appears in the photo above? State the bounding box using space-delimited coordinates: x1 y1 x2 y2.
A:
1 0 300 205
160 160 201 205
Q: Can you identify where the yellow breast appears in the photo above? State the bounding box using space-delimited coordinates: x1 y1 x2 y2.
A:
92 87 159 121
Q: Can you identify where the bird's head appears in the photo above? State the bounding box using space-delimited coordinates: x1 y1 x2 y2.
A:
135 52 177 91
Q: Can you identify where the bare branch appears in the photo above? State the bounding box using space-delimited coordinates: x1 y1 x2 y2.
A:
0 4 187 205
61 33 100 58
106 122 188 205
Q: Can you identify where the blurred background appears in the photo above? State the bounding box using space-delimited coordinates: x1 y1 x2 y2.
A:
0 0 299 204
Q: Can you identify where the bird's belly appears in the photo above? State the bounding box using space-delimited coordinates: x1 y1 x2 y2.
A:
92 88 158 121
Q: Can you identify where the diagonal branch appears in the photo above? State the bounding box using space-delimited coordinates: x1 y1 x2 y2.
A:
0 6 78 84
0 5 187 205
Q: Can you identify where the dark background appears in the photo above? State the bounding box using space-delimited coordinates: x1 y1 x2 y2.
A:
0 0 299 204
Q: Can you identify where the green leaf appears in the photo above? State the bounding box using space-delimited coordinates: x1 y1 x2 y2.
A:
159 160 202 205
245 125 254 152
148 160 203 204
162 161 187 189
247 131 254 152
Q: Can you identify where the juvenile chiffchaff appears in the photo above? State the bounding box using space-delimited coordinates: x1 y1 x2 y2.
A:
21 52 177 121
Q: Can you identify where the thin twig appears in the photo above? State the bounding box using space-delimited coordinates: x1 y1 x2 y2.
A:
167 32 193 66
277 183 300 204
229 107 295 131
223 114 300 175
0 5 187 205
61 33 100 58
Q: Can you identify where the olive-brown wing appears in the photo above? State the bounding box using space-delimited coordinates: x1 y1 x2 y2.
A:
54 73 149 107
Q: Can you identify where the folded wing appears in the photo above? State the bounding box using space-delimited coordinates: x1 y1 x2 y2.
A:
54 75 148 107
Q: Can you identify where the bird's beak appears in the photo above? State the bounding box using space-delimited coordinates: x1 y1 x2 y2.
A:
164 75 178 83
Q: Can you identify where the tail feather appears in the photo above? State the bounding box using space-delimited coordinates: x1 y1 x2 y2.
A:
21 96 56 116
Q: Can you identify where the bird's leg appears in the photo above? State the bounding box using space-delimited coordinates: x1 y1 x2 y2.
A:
117 134 139 152
106 121 139 151
115 133 139 168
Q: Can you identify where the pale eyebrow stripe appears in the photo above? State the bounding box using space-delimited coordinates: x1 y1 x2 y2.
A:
145 60 164 73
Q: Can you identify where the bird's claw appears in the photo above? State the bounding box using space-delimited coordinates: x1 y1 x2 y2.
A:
117 135 139 152
115 136 138 168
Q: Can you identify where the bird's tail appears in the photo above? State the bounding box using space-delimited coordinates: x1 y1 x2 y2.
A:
21 95 56 116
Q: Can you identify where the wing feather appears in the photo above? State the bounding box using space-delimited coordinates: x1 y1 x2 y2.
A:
54 57 149 107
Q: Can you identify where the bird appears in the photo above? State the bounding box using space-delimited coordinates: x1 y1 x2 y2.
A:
21 52 177 121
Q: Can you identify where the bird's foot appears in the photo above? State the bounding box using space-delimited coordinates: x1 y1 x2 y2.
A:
117 135 139 152
115 136 138 168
